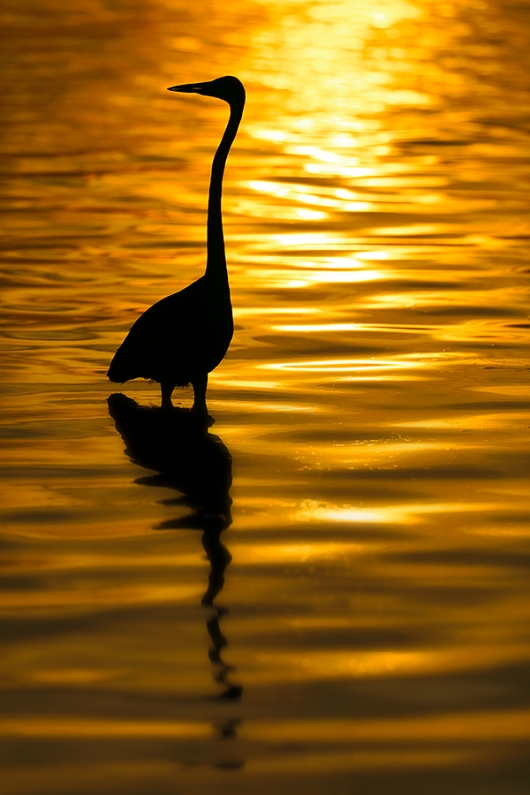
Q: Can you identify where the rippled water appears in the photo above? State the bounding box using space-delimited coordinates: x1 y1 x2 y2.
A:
1 0 530 792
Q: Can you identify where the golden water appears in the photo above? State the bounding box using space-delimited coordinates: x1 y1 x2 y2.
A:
1 0 530 792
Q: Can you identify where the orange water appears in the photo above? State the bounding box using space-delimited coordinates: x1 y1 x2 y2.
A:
1 1 530 793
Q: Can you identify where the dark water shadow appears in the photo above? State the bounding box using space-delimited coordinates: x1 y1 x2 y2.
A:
107 393 243 756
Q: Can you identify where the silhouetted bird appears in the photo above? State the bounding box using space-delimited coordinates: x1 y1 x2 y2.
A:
107 76 246 414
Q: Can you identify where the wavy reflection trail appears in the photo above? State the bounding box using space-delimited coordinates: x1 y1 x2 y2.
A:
107 393 243 757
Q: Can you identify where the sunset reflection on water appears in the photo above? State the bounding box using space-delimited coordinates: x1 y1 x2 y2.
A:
1 0 530 793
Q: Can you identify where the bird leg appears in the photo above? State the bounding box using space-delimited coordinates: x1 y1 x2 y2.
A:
191 373 208 415
161 382 174 409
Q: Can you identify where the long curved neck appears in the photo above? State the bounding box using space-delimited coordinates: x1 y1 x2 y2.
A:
206 98 244 281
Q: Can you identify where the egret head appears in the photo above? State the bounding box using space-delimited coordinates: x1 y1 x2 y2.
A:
168 76 245 106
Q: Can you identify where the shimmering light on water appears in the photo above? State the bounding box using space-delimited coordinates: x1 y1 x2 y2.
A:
1 0 530 793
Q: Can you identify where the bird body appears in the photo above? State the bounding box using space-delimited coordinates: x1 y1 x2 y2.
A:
108 76 245 413
107 273 233 395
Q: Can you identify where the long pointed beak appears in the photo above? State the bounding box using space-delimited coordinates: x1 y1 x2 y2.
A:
167 82 204 94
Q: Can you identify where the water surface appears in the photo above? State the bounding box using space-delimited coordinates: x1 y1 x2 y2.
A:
1 0 530 792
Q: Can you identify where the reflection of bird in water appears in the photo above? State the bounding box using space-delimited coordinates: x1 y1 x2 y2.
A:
107 77 246 415
107 392 242 705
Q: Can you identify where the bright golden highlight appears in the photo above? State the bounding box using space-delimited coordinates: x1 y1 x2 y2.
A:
1 0 530 792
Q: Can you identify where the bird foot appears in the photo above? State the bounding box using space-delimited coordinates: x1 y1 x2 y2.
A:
191 404 214 426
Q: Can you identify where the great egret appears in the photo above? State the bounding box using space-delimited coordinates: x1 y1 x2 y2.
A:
107 76 245 414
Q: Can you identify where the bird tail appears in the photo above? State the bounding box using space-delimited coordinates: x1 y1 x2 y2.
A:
107 350 128 384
